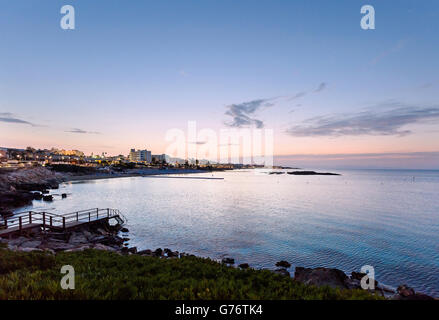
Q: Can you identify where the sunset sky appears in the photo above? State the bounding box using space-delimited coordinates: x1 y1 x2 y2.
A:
1 0 439 168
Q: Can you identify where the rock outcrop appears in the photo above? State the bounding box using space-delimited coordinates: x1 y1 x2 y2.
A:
0 167 65 213
294 267 351 289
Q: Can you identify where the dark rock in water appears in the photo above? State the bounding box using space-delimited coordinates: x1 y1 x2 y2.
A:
397 284 415 297
239 263 250 269
163 248 177 257
276 260 291 268
43 195 53 202
294 267 349 289
396 285 435 300
61 193 67 199
42 190 50 194
128 247 137 254
32 192 43 200
121 227 129 233
287 171 340 176
167 251 178 258
274 268 290 277
137 249 152 256
154 248 163 257
222 257 235 264
122 237 130 242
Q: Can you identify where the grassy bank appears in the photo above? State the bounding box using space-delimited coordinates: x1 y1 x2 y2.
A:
0 247 380 300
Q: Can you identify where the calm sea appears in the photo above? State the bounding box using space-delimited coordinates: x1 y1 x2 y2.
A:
18 169 439 296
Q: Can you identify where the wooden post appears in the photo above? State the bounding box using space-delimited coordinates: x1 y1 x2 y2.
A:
76 212 79 221
63 217 66 230
29 211 32 224
19 217 22 231
89 212 91 222
42 212 46 231
107 208 110 217
50 216 53 227
4 218 7 229
97 209 99 219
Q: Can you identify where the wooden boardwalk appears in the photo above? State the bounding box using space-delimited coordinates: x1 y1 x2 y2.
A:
0 208 125 238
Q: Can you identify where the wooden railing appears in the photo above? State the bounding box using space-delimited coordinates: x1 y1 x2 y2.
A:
1 208 124 231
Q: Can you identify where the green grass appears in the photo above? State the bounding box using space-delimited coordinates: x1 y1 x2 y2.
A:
0 247 382 300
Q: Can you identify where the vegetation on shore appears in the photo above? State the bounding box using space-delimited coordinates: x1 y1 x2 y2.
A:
0 247 381 300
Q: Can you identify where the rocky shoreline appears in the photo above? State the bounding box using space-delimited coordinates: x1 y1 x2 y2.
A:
1 218 435 300
0 167 66 218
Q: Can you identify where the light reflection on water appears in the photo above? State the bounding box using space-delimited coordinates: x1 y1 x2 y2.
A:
18 169 439 296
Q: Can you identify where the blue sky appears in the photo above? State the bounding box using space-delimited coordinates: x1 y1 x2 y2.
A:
1 0 439 168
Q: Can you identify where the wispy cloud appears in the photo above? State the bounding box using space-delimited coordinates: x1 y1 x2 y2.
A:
286 102 439 137
418 83 433 89
224 98 274 128
0 112 37 126
288 92 306 101
287 82 327 102
314 82 327 93
371 39 409 65
65 128 101 134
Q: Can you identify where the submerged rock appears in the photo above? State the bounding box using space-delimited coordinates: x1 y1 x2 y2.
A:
222 257 235 264
239 263 250 269
43 195 53 202
32 192 43 200
394 284 435 300
275 260 291 268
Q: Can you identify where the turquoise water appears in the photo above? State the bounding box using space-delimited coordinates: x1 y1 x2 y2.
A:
19 169 439 296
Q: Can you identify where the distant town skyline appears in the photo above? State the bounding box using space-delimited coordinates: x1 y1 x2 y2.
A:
1 0 439 169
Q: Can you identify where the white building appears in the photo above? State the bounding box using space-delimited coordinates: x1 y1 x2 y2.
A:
129 149 152 163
